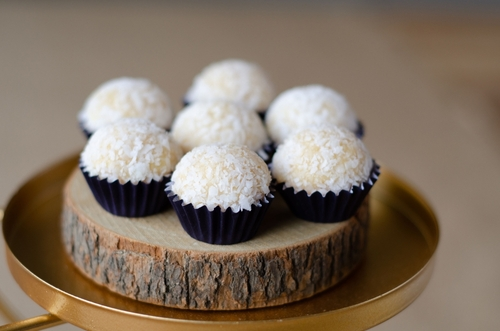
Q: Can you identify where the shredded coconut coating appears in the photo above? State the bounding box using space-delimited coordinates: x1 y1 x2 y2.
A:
170 144 271 212
78 77 174 133
171 100 269 154
81 119 183 184
265 85 359 144
184 59 275 112
271 127 373 196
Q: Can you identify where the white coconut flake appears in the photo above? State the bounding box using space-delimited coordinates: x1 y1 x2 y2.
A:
171 100 269 154
271 127 373 196
265 85 359 144
81 118 183 184
170 144 271 212
184 59 275 112
78 77 174 133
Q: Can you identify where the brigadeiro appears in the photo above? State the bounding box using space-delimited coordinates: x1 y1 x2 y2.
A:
170 100 271 161
78 77 175 137
184 59 275 116
166 144 274 245
80 118 183 217
271 127 379 223
265 84 364 146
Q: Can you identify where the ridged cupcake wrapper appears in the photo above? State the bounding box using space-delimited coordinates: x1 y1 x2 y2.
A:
355 121 364 139
257 111 267 122
81 167 171 217
258 142 276 165
79 121 93 139
276 162 380 223
166 190 275 245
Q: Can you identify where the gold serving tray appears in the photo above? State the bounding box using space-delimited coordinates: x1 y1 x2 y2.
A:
2 155 439 331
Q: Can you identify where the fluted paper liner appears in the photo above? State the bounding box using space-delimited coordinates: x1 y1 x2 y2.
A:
276 162 380 223
355 120 364 139
79 121 93 139
166 188 274 245
81 167 171 217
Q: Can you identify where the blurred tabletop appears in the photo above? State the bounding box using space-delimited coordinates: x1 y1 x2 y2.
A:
1 1 499 330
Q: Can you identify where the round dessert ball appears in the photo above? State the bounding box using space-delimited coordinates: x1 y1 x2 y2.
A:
265 85 359 145
170 144 271 212
170 100 269 154
184 59 275 113
81 118 183 185
271 127 373 196
78 77 174 135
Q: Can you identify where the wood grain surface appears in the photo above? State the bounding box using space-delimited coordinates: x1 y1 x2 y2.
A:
62 168 369 310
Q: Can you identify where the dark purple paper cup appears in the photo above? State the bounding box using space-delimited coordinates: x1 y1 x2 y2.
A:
257 142 276 165
165 190 274 245
79 122 93 139
257 110 267 122
276 162 380 223
81 167 171 217
355 121 364 139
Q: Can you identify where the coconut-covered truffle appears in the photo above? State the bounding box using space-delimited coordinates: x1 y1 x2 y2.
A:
78 77 174 134
265 85 359 145
171 100 269 154
184 59 275 112
272 127 372 196
81 118 183 184
171 144 271 212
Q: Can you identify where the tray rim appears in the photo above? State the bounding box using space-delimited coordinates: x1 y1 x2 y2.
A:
2 154 439 331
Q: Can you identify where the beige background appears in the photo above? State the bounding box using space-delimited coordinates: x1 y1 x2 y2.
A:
1 2 499 330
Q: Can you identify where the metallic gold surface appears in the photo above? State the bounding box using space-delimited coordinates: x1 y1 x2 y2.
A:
0 210 22 324
2 155 439 331
0 314 63 331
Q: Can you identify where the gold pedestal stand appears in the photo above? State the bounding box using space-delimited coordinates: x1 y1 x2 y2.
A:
1 155 439 331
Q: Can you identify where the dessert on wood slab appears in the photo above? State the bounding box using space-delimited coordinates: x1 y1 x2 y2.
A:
62 59 380 310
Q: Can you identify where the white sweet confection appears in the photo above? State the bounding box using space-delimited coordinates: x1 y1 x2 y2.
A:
78 77 174 133
184 59 275 112
271 127 373 196
170 144 271 212
171 100 269 154
265 85 359 144
81 119 183 184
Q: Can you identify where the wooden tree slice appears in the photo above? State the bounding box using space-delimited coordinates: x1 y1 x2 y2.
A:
62 169 370 310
